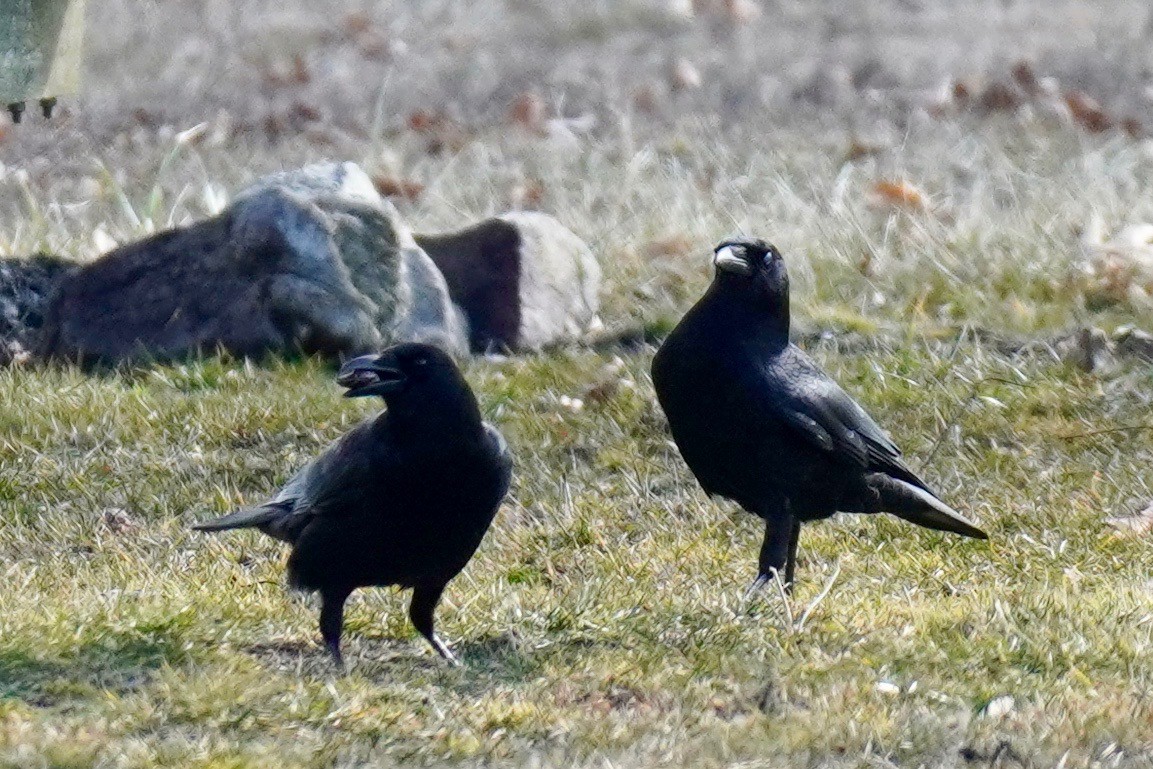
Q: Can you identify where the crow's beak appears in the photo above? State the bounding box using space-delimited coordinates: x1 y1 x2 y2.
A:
337 353 406 398
713 245 753 276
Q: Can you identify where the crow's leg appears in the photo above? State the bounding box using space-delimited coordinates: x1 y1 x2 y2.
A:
319 586 353 667
747 505 796 596
409 580 459 666
784 517 802 591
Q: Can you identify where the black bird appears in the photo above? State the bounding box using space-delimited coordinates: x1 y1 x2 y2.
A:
651 238 986 592
194 343 512 665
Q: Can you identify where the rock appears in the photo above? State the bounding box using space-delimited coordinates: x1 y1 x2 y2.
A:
0 254 75 365
39 161 467 366
1053 327 1114 372
1114 326 1153 361
416 211 601 352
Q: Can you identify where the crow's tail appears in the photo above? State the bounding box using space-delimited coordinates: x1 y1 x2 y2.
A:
192 505 284 533
868 474 988 540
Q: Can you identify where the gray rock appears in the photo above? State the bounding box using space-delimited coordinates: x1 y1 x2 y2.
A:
0 254 75 364
416 211 600 352
39 161 467 365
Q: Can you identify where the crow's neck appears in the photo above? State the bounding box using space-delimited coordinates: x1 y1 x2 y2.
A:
381 388 485 442
703 279 791 339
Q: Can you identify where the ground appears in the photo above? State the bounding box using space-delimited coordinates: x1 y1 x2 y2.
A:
3 1 1153 767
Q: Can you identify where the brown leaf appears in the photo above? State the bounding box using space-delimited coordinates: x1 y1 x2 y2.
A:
1106 502 1153 536
869 180 929 212
406 109 469 154
1011 61 1039 95
845 138 885 162
1064 90 1112 132
951 79 974 107
290 101 322 123
979 81 1021 113
407 109 441 133
372 174 425 201
509 91 547 132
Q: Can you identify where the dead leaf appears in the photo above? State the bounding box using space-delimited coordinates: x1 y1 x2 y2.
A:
509 91 547 132
845 138 885 162
1064 90 1112 132
406 109 469 154
372 174 425 201
1010 61 1039 95
979 81 1021 113
869 180 929 212
951 79 974 107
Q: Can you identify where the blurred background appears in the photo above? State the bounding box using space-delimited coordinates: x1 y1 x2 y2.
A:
3 0 1153 333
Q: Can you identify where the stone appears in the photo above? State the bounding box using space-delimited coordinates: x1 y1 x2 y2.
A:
416 211 600 352
0 254 75 365
38 162 467 366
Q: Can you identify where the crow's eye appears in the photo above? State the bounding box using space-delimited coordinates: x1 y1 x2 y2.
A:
762 250 776 266
414 357 429 367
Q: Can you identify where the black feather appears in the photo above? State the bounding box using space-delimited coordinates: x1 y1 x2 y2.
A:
651 238 986 593
193 343 512 665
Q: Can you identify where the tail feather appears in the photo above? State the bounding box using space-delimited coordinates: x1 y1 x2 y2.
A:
192 505 284 533
870 474 988 540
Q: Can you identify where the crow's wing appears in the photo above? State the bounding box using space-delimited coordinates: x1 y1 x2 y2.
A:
759 345 931 492
193 419 385 541
278 420 384 519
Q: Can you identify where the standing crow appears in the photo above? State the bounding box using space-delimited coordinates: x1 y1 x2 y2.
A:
194 343 512 665
651 238 986 592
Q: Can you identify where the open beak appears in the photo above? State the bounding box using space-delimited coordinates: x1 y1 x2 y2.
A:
337 353 406 398
713 245 753 276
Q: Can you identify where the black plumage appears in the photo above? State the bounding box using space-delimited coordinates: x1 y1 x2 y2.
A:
194 343 512 664
651 238 986 591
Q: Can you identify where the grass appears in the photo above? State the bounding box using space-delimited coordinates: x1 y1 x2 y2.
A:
5 0 1153 765
2 341 1153 767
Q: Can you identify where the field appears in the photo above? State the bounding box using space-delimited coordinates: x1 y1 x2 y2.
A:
4 1 1153 767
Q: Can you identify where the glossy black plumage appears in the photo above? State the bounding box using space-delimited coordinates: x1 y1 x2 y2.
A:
194 343 512 664
651 238 986 591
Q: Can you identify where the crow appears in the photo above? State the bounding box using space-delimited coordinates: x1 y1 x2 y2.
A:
651 238 986 592
194 343 512 665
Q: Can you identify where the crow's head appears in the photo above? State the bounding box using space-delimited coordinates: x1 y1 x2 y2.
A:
711 238 790 325
338 343 461 400
337 342 482 430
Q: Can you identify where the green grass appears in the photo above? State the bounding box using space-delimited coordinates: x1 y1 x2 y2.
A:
6 2 1153 764
2 341 1153 767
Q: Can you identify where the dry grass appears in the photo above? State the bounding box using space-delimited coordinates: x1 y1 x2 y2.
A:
4 1 1153 767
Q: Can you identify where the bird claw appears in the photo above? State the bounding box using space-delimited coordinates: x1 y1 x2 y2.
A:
430 636 461 666
743 573 771 602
